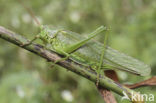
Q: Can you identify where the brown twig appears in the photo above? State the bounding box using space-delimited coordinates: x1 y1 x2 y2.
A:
125 76 156 89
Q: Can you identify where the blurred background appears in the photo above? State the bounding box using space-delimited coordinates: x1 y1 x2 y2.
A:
0 0 156 103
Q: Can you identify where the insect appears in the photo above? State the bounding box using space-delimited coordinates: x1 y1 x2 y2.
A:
20 1 151 86
22 25 109 85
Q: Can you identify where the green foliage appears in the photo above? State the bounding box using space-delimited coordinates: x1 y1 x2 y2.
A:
0 0 156 103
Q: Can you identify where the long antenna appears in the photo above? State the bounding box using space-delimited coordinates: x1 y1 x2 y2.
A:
18 0 41 26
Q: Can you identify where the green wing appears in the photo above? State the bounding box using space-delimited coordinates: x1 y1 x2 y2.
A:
50 28 151 76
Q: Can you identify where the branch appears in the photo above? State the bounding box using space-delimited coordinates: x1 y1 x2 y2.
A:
0 26 143 103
